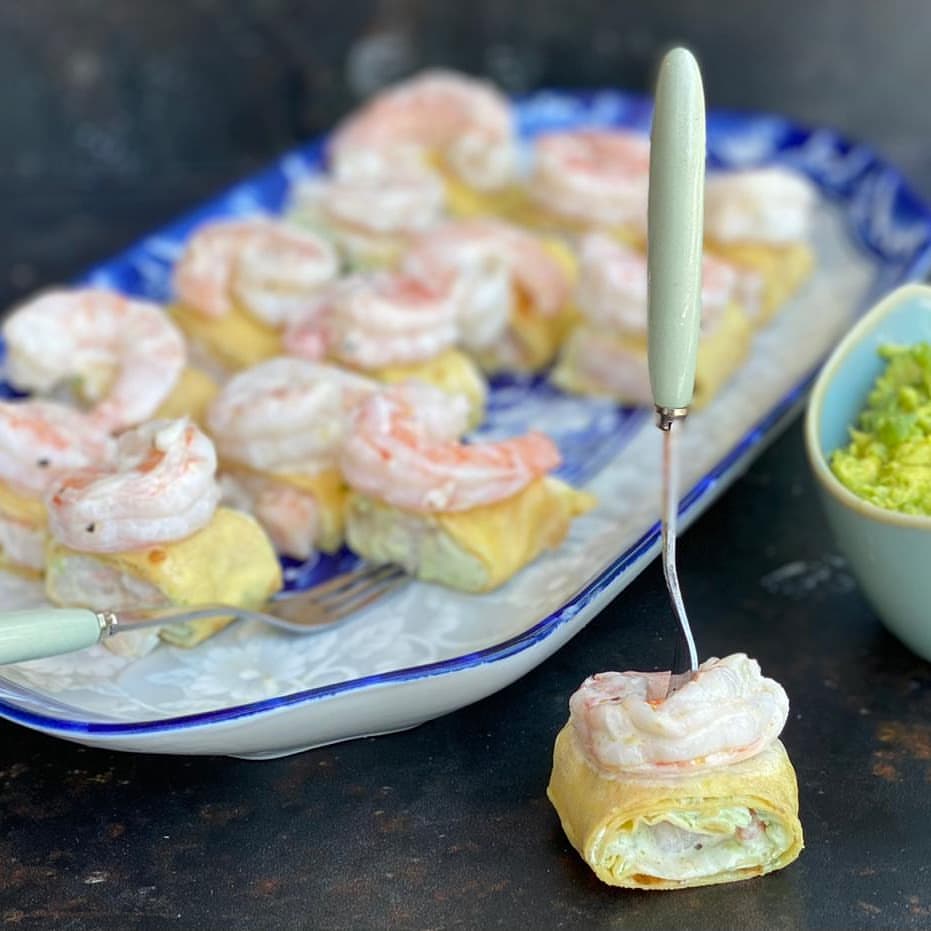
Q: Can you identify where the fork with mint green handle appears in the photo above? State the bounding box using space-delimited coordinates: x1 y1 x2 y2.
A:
647 47 706 698
0 562 407 665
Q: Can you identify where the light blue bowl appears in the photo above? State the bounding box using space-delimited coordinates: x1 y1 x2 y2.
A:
805 283 931 660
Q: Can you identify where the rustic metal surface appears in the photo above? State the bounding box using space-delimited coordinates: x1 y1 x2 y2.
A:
2 2 931 927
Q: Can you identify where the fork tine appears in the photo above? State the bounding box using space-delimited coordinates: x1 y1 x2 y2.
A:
309 565 405 609
266 569 407 629
318 574 408 620
294 563 402 601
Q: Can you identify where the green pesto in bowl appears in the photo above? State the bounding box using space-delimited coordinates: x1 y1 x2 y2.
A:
831 343 931 515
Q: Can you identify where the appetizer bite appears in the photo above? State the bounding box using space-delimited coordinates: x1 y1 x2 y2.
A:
0 401 114 577
548 654 803 889
283 269 488 427
553 234 752 407
44 418 282 656
327 69 520 219
170 217 339 371
704 167 816 324
520 129 651 242
288 152 445 270
2 288 218 430
207 357 376 560
340 384 594 592
403 218 579 373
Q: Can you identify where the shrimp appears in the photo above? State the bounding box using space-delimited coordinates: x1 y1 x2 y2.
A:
530 130 651 229
46 419 221 553
340 384 560 512
403 219 571 351
0 401 115 571
568 654 790 776
207 357 378 472
704 167 816 245
221 472 321 560
575 234 739 334
2 289 187 434
173 218 339 324
0 400 115 496
283 271 459 370
293 151 445 238
329 69 517 190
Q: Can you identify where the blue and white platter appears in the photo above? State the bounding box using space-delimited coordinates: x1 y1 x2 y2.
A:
0 89 930 757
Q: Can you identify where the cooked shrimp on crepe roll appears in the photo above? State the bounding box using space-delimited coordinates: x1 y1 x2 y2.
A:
553 234 752 408
403 218 579 373
288 152 445 270
340 384 594 592
2 288 217 431
283 269 487 427
548 654 803 890
328 69 520 218
518 129 651 241
0 401 114 577
170 217 339 370
704 167 816 323
207 357 377 559
44 418 281 657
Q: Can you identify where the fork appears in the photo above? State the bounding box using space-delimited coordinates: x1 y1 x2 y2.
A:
0 562 408 666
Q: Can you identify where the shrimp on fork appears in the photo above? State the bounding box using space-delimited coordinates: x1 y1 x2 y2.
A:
568 654 790 776
2 289 188 434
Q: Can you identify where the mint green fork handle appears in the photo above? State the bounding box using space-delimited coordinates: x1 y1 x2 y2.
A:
647 47 707 412
0 608 104 665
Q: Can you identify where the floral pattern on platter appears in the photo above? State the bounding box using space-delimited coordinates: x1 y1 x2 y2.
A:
0 90 930 741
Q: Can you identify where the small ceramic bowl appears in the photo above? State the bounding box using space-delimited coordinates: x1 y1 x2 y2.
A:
805 283 931 661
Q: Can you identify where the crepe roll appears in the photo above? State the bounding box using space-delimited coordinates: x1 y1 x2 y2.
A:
43 419 281 656
704 167 816 324
169 217 339 371
340 385 595 592
548 654 803 889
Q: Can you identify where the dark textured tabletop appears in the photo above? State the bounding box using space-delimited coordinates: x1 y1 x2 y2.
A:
2 3 931 929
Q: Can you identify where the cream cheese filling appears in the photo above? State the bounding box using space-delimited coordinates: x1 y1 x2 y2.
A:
598 807 790 882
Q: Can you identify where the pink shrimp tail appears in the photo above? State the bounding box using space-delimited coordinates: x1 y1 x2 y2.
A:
515 431 562 474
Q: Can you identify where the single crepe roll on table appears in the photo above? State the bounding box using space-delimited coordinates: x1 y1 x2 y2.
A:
340 384 595 592
207 357 379 560
402 218 580 374
283 269 488 428
0 401 114 578
1 287 218 431
169 217 340 371
704 167 816 324
548 654 803 890
552 234 752 408
44 418 281 657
